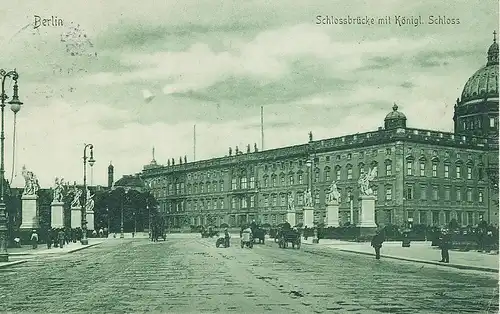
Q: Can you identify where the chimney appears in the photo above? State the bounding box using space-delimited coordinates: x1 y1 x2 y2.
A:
108 161 114 188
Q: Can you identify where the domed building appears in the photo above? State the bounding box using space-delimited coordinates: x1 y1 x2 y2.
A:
138 35 499 230
454 32 499 140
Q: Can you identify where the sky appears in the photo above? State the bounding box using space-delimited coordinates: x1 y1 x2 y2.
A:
0 0 497 188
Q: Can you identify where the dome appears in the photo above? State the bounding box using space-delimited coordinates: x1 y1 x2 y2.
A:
385 103 406 120
460 33 499 103
384 103 407 129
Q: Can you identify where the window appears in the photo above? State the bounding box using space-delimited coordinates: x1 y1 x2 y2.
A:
241 198 247 209
249 177 255 189
457 211 462 225
187 184 192 194
272 175 277 187
419 211 427 225
456 165 461 179
263 176 269 187
326 156 330 162
386 164 392 176
467 212 473 225
272 194 277 206
444 164 449 178
386 148 391 155
315 190 320 204
420 162 425 176
200 184 204 193
231 178 237 190
298 174 303 184
479 190 484 203
241 177 247 189
264 195 269 207
467 167 472 180
385 187 392 201
324 168 330 181
250 196 255 208
406 185 414 200
280 194 286 206
336 155 341 161
432 164 437 177
466 188 472 202
373 188 378 201
407 161 413 175
478 168 484 180
213 182 217 192
432 211 439 225
456 188 462 201
280 175 285 186
336 167 341 180
359 165 365 177
347 153 352 160
445 211 450 224
432 186 438 200
444 186 451 201
420 185 427 200
220 181 224 192
231 197 237 209
314 169 320 183
298 193 304 205
347 167 353 179
490 117 495 127
289 174 294 185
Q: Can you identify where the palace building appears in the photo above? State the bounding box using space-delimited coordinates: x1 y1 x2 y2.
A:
138 35 499 229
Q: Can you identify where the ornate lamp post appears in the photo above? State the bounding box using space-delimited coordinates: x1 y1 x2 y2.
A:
0 69 22 262
81 143 95 245
120 188 128 238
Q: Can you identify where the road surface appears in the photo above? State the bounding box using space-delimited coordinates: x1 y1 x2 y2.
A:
0 237 497 313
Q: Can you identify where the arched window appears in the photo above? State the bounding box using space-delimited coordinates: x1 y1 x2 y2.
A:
335 165 341 180
263 175 269 188
324 166 331 182
314 168 320 183
358 162 365 178
289 172 295 185
384 159 392 176
346 164 353 180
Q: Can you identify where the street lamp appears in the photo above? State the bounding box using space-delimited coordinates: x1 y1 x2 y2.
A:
81 143 95 245
146 199 151 240
0 69 22 262
106 206 110 236
120 188 128 238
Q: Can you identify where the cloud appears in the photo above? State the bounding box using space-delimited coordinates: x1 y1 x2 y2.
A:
0 0 496 189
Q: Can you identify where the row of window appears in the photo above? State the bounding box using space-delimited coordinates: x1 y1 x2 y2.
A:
460 116 497 131
410 210 483 226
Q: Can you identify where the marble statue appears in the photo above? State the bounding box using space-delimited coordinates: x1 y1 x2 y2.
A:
70 183 83 208
358 167 377 196
21 165 40 196
287 192 295 212
326 181 341 204
84 187 95 212
304 188 313 207
52 177 65 203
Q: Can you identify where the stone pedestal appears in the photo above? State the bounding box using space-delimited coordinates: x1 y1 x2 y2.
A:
286 211 296 227
50 202 65 229
71 206 82 229
303 206 314 228
359 195 377 228
20 194 39 230
326 202 340 227
86 211 95 231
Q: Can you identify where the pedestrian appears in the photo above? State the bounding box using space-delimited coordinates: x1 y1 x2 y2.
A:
30 230 39 249
371 229 384 260
46 228 52 249
224 228 231 248
14 237 21 248
58 229 65 249
439 228 451 263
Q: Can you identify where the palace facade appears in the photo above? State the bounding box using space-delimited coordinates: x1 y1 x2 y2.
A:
139 36 499 229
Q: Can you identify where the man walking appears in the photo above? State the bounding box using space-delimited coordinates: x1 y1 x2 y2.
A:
371 229 384 260
30 230 39 249
439 228 451 263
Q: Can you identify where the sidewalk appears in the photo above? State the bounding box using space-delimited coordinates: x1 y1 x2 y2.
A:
301 239 499 273
7 239 103 257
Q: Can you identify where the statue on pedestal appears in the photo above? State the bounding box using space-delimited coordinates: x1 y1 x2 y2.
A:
21 165 40 196
70 183 83 208
287 192 295 212
304 188 313 207
326 181 341 204
52 177 66 203
358 167 377 196
84 187 95 212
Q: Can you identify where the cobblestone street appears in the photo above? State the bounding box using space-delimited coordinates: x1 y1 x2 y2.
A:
0 238 497 313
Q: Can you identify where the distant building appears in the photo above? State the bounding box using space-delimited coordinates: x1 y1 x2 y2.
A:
140 35 499 229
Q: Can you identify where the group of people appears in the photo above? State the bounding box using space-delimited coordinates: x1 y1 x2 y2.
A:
370 228 453 263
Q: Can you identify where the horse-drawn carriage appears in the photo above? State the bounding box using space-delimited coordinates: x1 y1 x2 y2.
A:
277 228 301 249
201 227 219 238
